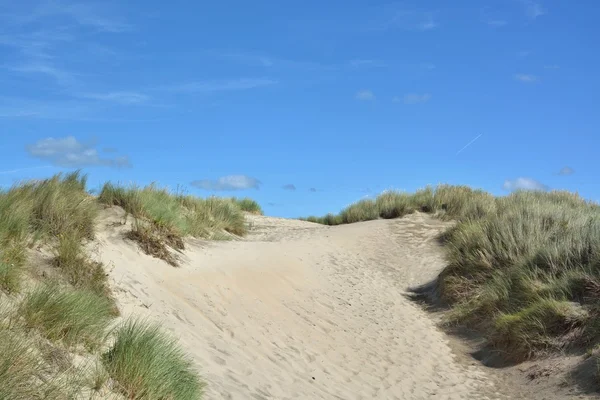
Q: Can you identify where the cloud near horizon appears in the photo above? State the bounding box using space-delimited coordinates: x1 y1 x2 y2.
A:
403 93 431 104
158 78 278 94
355 90 375 101
26 136 131 168
502 177 548 192
514 73 538 83
558 166 575 176
191 175 261 191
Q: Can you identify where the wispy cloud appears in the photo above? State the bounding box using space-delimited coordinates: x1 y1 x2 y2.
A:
6 1 132 33
355 90 375 101
282 184 296 191
402 93 431 104
503 177 548 191
309 188 317 193
544 65 560 70
557 166 575 176
0 97 89 119
0 165 53 175
370 8 439 32
348 59 387 68
26 136 131 168
157 78 278 94
191 175 261 191
220 52 335 71
522 1 546 19
486 19 508 27
77 91 150 104
514 73 538 83
8 62 77 86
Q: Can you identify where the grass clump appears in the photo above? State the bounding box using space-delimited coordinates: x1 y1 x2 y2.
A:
53 232 111 297
19 284 114 349
305 185 600 364
339 199 379 224
438 190 600 359
376 191 413 219
103 319 205 399
0 326 47 400
0 172 101 294
126 222 180 267
489 299 589 361
231 197 263 215
99 183 251 264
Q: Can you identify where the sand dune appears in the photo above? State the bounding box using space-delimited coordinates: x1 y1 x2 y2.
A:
96 209 506 399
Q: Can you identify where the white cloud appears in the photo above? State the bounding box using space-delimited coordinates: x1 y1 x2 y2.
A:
373 8 439 32
523 1 546 19
191 175 261 191
78 91 150 104
349 59 387 68
403 93 431 104
8 62 77 86
158 78 278 93
487 20 508 27
503 177 548 191
557 166 575 176
355 90 375 101
514 73 538 83
418 18 438 31
26 136 131 168
18 1 132 33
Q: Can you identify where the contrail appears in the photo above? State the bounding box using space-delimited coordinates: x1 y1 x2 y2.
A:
0 165 53 175
456 134 482 155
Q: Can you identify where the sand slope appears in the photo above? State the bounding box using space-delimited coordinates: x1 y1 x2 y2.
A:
96 210 505 400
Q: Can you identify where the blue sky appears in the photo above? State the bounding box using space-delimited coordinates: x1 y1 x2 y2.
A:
1 0 598 217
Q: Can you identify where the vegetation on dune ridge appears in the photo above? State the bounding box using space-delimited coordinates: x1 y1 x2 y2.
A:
303 185 600 372
0 173 208 398
98 182 254 265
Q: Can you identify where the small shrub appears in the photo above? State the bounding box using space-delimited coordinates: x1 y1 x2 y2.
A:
53 233 110 297
0 327 45 400
126 223 179 267
19 284 114 349
231 197 263 215
340 199 379 224
409 186 436 212
103 319 205 399
98 182 144 217
490 299 589 361
25 171 98 240
0 261 23 294
376 191 413 219
101 183 249 241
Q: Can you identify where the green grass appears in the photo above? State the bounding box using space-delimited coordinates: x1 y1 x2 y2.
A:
0 261 23 294
0 172 100 295
231 197 263 215
304 185 600 364
103 319 205 399
0 326 46 400
53 232 111 297
99 183 250 263
19 284 115 349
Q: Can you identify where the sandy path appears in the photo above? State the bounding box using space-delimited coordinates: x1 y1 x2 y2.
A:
97 210 503 399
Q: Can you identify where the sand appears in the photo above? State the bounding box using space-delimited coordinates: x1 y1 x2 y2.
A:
95 209 507 400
